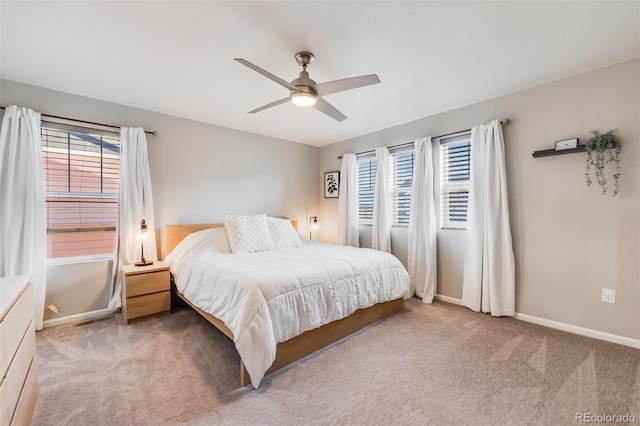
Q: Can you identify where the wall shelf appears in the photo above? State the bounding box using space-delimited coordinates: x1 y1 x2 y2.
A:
532 145 586 158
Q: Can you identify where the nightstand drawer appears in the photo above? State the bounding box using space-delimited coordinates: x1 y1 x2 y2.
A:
126 270 169 298
126 291 170 320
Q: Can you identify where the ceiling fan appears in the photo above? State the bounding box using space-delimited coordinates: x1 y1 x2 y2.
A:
234 52 380 122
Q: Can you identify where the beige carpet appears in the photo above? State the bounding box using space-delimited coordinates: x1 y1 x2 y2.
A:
32 298 640 425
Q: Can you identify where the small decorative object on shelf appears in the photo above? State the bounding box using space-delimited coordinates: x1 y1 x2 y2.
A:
532 145 586 158
555 138 579 151
585 129 621 196
135 219 154 266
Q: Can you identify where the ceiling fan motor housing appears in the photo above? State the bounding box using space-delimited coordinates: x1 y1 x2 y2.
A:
291 72 317 92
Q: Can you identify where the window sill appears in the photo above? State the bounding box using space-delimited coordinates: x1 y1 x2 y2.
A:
47 253 115 266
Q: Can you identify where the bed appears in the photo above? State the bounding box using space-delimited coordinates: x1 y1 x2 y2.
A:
164 217 411 388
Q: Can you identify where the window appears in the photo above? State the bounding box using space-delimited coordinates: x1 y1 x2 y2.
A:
440 133 471 228
357 155 376 224
389 148 414 225
357 146 415 226
41 124 120 259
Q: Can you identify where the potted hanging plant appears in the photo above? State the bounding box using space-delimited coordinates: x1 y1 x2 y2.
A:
585 129 621 196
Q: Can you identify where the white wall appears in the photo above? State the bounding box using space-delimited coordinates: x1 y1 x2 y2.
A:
44 259 113 322
318 59 640 341
1 79 321 319
147 111 320 257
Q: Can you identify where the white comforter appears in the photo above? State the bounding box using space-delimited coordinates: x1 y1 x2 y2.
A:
166 233 410 388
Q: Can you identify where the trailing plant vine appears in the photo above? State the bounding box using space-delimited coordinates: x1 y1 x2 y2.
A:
585 129 621 196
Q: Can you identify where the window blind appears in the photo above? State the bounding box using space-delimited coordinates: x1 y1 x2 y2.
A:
440 133 471 228
389 147 414 225
357 145 416 226
357 155 376 224
41 125 120 258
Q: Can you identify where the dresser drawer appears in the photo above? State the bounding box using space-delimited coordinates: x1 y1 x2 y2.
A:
126 291 170 320
0 320 35 426
0 284 33 379
125 270 169 298
10 358 36 426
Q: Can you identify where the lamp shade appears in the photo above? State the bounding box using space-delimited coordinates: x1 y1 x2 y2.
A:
309 216 319 240
135 219 153 266
140 219 148 240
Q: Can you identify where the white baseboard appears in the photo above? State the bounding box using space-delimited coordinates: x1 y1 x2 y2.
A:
434 294 640 349
435 294 465 306
514 312 640 349
43 308 116 328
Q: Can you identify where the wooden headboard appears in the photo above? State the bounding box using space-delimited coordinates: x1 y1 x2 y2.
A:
165 220 298 255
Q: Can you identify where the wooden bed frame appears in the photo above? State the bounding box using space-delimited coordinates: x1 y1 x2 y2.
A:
165 223 405 387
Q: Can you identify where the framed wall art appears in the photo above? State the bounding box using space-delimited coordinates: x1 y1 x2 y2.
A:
324 171 340 198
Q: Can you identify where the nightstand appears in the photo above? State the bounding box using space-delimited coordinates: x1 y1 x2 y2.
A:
121 262 170 324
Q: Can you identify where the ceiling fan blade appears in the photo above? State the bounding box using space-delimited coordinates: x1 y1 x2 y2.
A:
248 97 290 114
234 58 299 92
314 74 380 97
313 97 347 122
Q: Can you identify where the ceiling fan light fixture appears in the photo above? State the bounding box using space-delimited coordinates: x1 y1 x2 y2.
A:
291 91 317 107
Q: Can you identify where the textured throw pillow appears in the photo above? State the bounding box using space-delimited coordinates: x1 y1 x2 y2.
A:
267 217 303 249
224 214 275 254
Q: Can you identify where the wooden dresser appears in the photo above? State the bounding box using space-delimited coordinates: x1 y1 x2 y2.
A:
0 275 37 426
121 262 170 324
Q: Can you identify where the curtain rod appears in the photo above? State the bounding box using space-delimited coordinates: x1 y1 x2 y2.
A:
337 118 510 160
0 105 159 136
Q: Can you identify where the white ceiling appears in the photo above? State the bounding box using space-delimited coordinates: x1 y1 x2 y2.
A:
1 1 638 147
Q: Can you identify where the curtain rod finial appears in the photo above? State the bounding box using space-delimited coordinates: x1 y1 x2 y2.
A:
501 119 510 125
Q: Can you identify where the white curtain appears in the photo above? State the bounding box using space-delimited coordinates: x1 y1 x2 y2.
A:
372 147 391 252
109 127 157 310
408 137 437 301
337 153 359 247
462 119 515 316
0 106 47 330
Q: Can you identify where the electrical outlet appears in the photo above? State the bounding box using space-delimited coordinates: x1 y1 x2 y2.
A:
602 288 616 304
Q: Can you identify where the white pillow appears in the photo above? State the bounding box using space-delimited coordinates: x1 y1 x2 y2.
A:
267 217 302 249
224 214 275 254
